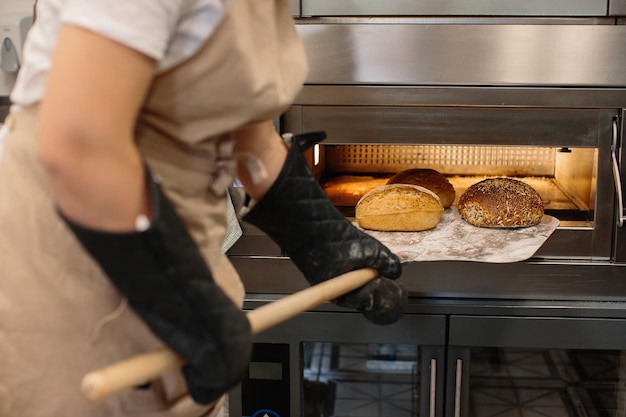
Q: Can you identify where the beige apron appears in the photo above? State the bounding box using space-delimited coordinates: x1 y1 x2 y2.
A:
0 0 307 415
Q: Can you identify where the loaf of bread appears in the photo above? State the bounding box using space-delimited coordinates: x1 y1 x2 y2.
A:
355 184 444 232
387 168 456 208
458 178 544 228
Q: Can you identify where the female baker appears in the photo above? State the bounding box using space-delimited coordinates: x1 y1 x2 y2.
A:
0 0 407 416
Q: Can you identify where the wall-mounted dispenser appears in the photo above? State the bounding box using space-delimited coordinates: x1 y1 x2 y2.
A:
0 13 34 74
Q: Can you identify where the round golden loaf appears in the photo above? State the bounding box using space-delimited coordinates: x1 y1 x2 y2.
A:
458 178 544 228
387 168 456 208
355 184 444 232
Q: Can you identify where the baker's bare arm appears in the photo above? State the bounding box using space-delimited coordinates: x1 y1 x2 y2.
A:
38 24 155 231
232 121 287 201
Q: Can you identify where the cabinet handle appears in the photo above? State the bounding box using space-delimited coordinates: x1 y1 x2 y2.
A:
611 119 626 227
430 358 437 417
454 358 463 417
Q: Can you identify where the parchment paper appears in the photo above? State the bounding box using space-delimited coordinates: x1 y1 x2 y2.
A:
356 207 560 263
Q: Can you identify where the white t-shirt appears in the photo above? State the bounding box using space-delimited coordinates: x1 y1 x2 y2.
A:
10 0 230 107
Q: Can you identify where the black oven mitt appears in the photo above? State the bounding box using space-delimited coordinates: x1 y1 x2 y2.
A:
243 131 407 325
59 170 252 405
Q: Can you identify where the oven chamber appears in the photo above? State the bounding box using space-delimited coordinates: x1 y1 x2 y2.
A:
228 20 626 301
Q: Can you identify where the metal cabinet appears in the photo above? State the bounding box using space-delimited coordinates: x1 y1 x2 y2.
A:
230 311 626 417
229 311 447 417
447 316 626 417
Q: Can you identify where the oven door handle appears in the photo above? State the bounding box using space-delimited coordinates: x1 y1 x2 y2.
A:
611 119 626 228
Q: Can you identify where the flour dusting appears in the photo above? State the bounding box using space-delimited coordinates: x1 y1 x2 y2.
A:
356 207 559 263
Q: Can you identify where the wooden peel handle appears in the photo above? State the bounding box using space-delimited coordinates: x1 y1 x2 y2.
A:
247 267 378 334
81 268 379 402
81 347 184 402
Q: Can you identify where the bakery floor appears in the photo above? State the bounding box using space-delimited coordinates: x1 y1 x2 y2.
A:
302 343 624 417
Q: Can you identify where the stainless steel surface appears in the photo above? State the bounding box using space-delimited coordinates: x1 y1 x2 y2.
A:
611 0 626 15
229 256 626 299
294 86 626 109
289 107 614 146
297 24 626 87
301 0 607 17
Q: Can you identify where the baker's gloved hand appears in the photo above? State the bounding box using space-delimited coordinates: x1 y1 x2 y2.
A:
60 169 252 405
244 131 406 325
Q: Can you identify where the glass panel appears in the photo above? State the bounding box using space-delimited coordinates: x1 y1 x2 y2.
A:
468 347 625 417
240 343 291 417
302 342 421 417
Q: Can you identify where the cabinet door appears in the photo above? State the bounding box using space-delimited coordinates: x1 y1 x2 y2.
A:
448 316 626 417
230 311 446 417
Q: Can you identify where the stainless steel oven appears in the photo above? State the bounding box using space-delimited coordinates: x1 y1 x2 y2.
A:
227 16 626 417
229 23 626 299
229 311 626 417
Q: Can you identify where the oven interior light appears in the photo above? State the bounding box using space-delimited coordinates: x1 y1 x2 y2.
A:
313 143 320 166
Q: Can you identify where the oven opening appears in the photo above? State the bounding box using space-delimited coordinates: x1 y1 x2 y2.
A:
316 144 598 229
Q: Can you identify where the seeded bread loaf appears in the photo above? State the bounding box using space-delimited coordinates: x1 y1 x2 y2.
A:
387 168 456 208
458 178 544 228
355 184 444 232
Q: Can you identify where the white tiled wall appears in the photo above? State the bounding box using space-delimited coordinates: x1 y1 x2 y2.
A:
0 0 35 96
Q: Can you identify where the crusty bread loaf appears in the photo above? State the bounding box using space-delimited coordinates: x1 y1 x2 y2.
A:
458 178 544 228
387 168 456 208
355 184 444 231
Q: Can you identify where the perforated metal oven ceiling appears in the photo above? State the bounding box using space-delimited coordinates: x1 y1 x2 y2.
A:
326 144 556 176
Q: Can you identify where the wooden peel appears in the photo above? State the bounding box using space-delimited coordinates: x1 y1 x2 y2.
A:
81 268 379 402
